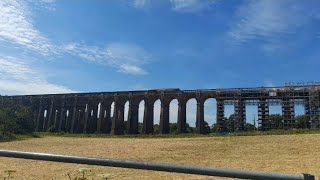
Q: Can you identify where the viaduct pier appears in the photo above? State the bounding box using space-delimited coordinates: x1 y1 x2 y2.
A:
2 84 320 134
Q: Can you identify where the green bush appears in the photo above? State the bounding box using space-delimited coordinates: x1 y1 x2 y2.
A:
0 98 34 141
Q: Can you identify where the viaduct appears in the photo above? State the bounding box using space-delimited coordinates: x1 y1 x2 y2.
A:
1 84 320 134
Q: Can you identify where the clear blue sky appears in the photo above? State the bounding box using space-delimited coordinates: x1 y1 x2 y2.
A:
0 0 318 125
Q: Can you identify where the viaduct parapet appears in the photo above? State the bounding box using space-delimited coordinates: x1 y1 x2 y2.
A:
2 85 320 134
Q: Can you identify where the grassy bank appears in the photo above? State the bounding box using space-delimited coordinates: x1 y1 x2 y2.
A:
0 132 40 142
2 129 320 143
0 132 16 142
35 128 320 139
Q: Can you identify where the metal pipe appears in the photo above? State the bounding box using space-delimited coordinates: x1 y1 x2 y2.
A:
0 150 315 180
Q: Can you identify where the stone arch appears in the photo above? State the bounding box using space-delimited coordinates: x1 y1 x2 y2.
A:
41 100 51 132
110 98 127 135
63 109 70 132
37 109 47 132
126 98 141 134
66 97 79 134
142 97 157 134
98 99 113 134
85 100 100 134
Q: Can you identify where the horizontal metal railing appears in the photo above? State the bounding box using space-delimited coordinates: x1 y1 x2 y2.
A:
0 150 315 180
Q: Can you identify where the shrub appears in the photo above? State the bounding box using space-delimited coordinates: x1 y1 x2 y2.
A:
0 98 34 141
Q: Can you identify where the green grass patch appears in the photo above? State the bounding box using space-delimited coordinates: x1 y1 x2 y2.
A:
0 132 41 142
0 132 16 142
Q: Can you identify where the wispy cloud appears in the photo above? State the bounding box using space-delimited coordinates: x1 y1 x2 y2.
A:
0 0 153 76
169 0 218 13
131 0 218 13
133 0 151 9
29 0 57 11
264 80 275 87
0 56 74 95
64 42 151 75
118 64 147 75
229 0 319 45
0 0 57 56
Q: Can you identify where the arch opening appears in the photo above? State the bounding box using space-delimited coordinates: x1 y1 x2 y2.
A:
124 101 130 133
245 104 258 131
169 99 178 133
138 100 145 133
295 102 307 129
204 98 216 133
268 101 282 130
186 98 197 132
154 99 161 133
224 104 235 132
97 103 101 118
110 102 115 119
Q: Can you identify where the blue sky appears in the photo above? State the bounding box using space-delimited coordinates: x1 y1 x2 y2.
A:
0 0 318 125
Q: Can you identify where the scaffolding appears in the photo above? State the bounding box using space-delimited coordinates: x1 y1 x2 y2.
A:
258 99 270 131
234 91 246 131
282 98 295 129
309 87 320 128
212 84 320 130
304 98 311 128
281 87 295 129
234 101 246 131
216 99 225 131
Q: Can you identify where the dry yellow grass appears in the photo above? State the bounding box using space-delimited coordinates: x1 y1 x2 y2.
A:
0 134 319 179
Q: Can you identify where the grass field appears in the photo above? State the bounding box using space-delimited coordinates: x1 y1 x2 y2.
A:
0 134 319 179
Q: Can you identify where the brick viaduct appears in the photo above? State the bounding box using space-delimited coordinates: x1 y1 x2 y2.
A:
2 85 320 134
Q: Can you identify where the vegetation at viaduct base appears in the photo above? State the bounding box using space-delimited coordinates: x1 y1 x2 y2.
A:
0 99 34 141
0 97 316 142
211 114 310 133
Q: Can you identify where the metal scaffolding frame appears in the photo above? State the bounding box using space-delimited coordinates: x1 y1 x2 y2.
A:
213 84 320 131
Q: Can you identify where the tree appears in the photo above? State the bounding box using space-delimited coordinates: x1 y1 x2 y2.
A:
185 123 194 133
203 121 211 134
295 115 308 129
211 123 218 133
194 121 211 134
245 123 255 131
225 114 235 132
0 98 34 137
169 123 178 133
269 114 283 129
153 124 160 134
